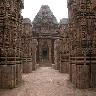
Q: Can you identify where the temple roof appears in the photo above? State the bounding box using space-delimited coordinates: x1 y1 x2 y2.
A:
23 18 32 25
32 5 58 27
59 18 68 25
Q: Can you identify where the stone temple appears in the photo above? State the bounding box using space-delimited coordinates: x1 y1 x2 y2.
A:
0 0 96 91
32 5 59 67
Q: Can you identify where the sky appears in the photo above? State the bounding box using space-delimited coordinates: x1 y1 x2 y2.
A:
22 0 68 22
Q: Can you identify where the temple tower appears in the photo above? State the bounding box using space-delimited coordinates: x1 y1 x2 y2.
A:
32 5 59 67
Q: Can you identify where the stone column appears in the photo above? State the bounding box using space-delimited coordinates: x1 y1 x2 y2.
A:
22 18 33 73
51 39 55 64
48 43 52 64
0 0 24 89
32 39 38 70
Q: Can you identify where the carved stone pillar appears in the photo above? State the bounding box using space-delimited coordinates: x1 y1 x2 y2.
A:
32 39 38 70
0 0 24 88
22 18 33 73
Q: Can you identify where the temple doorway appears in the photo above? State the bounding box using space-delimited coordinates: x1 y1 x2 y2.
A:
42 48 49 59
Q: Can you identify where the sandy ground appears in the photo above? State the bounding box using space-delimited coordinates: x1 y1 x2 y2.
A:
0 67 96 96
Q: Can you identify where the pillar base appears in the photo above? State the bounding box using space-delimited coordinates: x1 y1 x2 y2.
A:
0 64 22 89
23 62 32 73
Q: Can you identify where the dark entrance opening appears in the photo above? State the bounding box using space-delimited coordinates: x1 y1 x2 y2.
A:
41 48 50 67
42 48 48 57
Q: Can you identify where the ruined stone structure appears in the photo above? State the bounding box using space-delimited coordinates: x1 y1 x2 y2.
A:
67 0 96 88
53 18 69 71
0 0 96 90
58 18 70 73
31 38 38 70
32 5 59 67
54 39 61 70
22 18 38 72
0 0 24 88
22 18 33 73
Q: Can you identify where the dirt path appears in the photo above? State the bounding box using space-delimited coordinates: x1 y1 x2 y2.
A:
0 67 96 96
